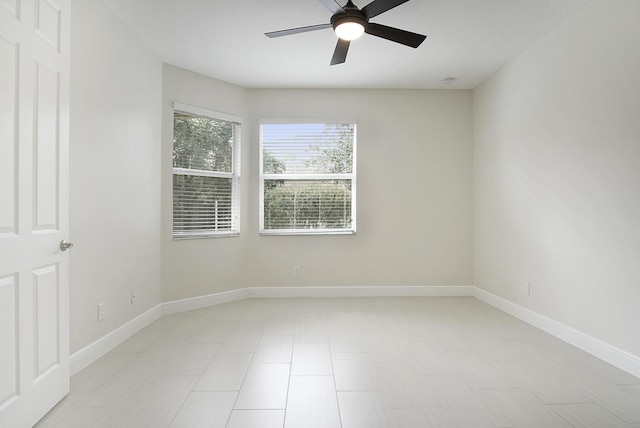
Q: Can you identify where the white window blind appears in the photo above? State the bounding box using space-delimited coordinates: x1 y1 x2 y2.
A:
260 122 356 235
173 103 241 238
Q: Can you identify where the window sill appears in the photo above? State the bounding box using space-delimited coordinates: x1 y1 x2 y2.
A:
259 229 356 236
173 231 240 240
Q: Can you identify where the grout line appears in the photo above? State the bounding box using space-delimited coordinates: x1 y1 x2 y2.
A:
330 347 345 428
282 363 292 428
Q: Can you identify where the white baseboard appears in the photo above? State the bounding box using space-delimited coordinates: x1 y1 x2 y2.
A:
162 285 474 313
70 285 640 380
70 305 162 375
161 288 250 315
247 285 474 299
473 287 640 379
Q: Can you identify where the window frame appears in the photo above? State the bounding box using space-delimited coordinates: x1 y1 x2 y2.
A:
259 120 357 236
172 102 241 239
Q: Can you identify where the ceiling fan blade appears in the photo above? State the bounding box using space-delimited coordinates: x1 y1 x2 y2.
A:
365 22 426 48
266 23 332 38
317 0 344 15
361 0 410 19
330 39 350 65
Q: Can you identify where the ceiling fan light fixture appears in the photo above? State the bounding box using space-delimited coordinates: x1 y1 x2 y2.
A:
331 11 367 41
266 0 427 65
335 20 365 40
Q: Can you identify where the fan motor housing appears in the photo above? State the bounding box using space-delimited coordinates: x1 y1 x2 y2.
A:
331 9 368 32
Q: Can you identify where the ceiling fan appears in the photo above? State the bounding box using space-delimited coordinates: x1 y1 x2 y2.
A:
265 0 426 65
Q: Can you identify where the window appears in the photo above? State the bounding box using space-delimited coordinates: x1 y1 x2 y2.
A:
172 103 241 238
260 122 356 235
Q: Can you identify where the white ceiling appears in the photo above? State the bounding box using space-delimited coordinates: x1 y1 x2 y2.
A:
101 0 590 89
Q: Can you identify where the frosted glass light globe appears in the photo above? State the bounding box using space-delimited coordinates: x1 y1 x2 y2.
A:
335 22 365 41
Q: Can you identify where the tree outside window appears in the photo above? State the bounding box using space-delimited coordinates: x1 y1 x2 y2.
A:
260 123 356 235
173 105 241 238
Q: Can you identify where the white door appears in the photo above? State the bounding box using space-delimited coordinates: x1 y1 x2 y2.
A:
0 0 70 426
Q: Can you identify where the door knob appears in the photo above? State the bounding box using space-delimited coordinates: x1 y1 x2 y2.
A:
60 240 74 251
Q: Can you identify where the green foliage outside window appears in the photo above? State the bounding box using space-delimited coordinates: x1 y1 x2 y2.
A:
263 180 352 230
262 123 355 232
173 111 237 236
173 113 233 171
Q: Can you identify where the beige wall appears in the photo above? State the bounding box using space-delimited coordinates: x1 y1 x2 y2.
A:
70 0 162 353
245 89 473 289
473 0 640 356
161 65 251 301
161 67 474 300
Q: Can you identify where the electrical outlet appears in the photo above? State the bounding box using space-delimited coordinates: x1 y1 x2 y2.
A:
130 291 136 304
293 265 300 277
524 282 531 296
98 302 105 321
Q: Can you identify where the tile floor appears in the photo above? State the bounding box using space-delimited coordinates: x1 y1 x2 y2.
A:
36 297 640 427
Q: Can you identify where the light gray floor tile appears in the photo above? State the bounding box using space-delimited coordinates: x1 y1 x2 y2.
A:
407 342 457 375
550 403 632 427
394 408 436 428
338 391 399 428
624 384 640 397
112 328 167 353
329 330 368 353
162 343 222 376
194 352 252 391
376 363 439 408
75 363 167 408
70 351 138 391
565 370 640 423
452 350 526 389
123 375 198 427
500 360 593 404
168 391 236 428
421 407 458 428
221 328 262 353
38 297 640 427
35 392 100 428
234 364 290 409
133 334 187 363
484 388 574 427
285 376 341 428
423 373 510 427
332 352 380 391
188 319 236 344
252 335 294 364
36 406 131 428
291 343 333 376
226 410 285 428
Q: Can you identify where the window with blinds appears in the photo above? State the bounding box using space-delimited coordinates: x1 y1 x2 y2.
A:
173 103 241 238
260 122 356 235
